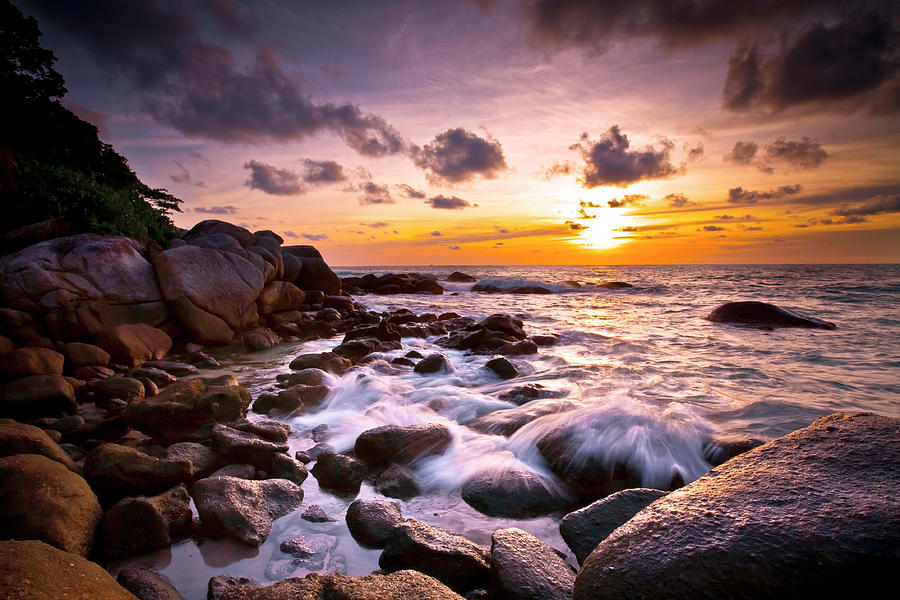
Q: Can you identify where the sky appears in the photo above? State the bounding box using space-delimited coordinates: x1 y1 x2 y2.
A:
17 0 900 264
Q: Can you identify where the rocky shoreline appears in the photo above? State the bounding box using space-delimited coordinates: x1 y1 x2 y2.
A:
1 219 896 599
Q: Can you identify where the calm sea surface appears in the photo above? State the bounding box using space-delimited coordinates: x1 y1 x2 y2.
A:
117 264 900 598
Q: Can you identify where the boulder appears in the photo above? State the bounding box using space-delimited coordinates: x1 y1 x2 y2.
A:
445 271 477 282
0 539 138 599
84 443 193 503
154 244 265 343
414 353 454 375
257 281 306 314
191 476 303 546
376 463 420 499
211 424 288 467
490 528 575 600
0 454 102 556
252 384 329 415
122 377 251 443
485 355 518 379
184 220 254 248
208 570 463 600
498 339 538 356
466 400 575 437
267 453 309 485
301 504 336 522
498 383 566 406
0 418 79 472
574 413 900 600
706 301 836 329
62 342 110 369
282 253 302 283
166 441 219 478
90 376 146 404
141 360 199 376
310 450 367 492
560 488 668 564
0 374 76 419
0 346 64 378
289 352 352 374
0 234 168 339
241 328 281 351
461 468 568 518
354 424 453 467
596 281 633 289
101 485 192 558
117 569 185 600
293 256 341 296
343 321 401 344
476 314 526 339
130 366 178 387
333 338 381 362
97 323 172 367
282 244 324 260
379 519 491 594
346 498 403 548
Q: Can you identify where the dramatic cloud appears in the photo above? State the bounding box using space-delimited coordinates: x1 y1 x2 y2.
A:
831 194 900 216
34 1 410 150
664 193 693 208
397 184 426 199
425 195 472 210
301 159 346 184
412 128 507 184
724 141 759 165
607 194 648 208
358 181 394 205
244 160 304 196
570 126 681 188
194 205 237 214
764 137 828 169
723 14 899 113
727 184 804 204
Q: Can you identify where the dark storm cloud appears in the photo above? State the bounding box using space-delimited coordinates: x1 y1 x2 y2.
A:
723 14 900 113
301 159 346 184
571 126 681 188
724 141 759 165
411 128 508 184
358 181 395 205
397 184 427 199
425 195 472 210
243 160 304 196
607 194 648 208
194 205 238 214
31 0 410 150
830 194 900 216
727 184 803 204
763 137 828 169
664 192 693 208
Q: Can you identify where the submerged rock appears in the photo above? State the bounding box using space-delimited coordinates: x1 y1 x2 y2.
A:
466 400 575 437
346 498 403 548
574 413 900 600
192 476 303 546
354 423 453 467
379 519 491 594
490 528 575 600
706 301 836 329
560 487 668 565
414 353 454 375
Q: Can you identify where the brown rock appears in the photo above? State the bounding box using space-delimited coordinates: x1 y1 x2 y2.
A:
101 485 192 559
63 342 110 369
257 281 306 314
84 443 193 504
0 374 76 419
0 346 64 379
0 418 79 472
97 323 172 367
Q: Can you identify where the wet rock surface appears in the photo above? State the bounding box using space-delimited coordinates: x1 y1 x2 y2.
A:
84 443 193 504
310 450 367 491
346 498 403 548
116 568 185 600
354 423 452 467
101 485 192 559
706 301 836 329
490 527 575 600
574 413 900 600
462 468 569 518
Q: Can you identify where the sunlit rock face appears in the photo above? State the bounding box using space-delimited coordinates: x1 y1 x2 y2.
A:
574 412 900 600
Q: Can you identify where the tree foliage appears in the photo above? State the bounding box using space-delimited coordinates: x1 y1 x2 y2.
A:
0 0 181 245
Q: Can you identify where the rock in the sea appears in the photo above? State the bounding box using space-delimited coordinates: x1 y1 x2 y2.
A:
154 244 266 343
445 271 477 282
289 351 352 374
354 423 452 467
84 443 193 503
346 498 403 548
414 353 454 375
498 383 566 406
122 377 251 443
706 301 836 329
101 484 192 559
485 355 518 379
596 281 632 289
466 400 575 437
267 453 309 486
0 453 102 556
0 539 138 599
0 417 80 472
461 468 568 518
211 424 288 467
292 256 342 296
208 570 463 600
117 568 185 600
560 488 668 564
0 374 76 419
301 504 336 522
376 463 420 499
257 281 306 315
490 527 575 600
574 413 900 600
310 451 367 492
379 519 491 594
192 476 303 546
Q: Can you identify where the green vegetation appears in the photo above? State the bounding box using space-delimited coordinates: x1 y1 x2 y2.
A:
0 0 181 245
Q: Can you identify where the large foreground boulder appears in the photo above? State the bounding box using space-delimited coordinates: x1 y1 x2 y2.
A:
574 413 900 600
0 539 138 599
0 453 102 556
706 301 836 329
154 245 266 343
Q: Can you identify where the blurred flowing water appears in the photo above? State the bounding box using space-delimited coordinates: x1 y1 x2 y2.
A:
115 264 900 598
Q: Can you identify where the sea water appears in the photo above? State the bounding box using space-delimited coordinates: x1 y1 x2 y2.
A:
115 264 900 598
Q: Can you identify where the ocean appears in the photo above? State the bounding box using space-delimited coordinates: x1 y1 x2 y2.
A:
117 264 900 598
